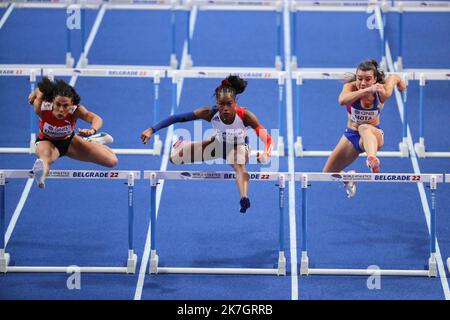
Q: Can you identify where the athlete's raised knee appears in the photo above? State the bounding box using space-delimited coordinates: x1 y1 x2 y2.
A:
357 124 372 134
104 155 118 168
170 149 184 165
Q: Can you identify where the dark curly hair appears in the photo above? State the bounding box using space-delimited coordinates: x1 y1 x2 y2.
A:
214 75 248 99
37 77 81 105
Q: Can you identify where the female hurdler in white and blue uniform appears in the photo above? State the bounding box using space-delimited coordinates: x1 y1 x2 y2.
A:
141 75 273 213
323 60 406 197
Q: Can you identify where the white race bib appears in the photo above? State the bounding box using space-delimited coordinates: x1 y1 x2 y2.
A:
350 107 379 124
42 122 72 138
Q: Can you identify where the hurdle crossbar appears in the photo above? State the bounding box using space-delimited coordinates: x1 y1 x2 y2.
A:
291 0 377 12
194 0 282 11
412 71 450 158
144 170 288 276
43 67 164 155
446 174 450 183
10 1 100 9
290 0 450 12
297 172 442 277
387 1 450 13
292 69 413 158
168 68 287 157
7 0 283 11
0 170 140 274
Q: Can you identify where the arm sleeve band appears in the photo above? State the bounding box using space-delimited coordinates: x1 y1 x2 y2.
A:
151 111 197 133
254 125 273 156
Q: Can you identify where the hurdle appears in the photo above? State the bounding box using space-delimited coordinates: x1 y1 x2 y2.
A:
292 69 413 158
83 0 185 69
42 66 165 155
411 70 450 158
0 169 139 274
1 0 89 68
168 68 287 157
380 1 450 71
0 66 40 154
289 0 383 69
178 0 283 70
144 170 288 275
298 172 443 277
6 0 185 68
0 66 164 156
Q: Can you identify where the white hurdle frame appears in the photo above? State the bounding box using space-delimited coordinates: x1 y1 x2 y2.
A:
0 66 164 156
411 70 450 158
380 1 450 71
6 0 183 68
0 169 140 274
144 170 288 276
168 68 287 157
7 0 286 69
180 0 284 70
289 1 450 70
298 172 443 277
289 0 381 69
292 69 413 158
42 67 165 156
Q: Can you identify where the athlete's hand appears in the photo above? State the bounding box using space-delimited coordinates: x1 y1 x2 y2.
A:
28 92 36 105
141 128 154 144
256 152 269 164
370 83 385 93
77 128 96 137
397 79 406 92
28 90 42 105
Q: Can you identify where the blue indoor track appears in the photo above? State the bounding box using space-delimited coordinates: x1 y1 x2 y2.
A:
0 0 449 300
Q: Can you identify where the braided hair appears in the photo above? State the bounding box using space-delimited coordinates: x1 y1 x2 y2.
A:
214 75 248 100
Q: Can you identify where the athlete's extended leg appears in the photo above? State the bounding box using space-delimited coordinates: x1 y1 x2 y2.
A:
34 141 60 188
323 136 360 198
229 145 250 213
358 124 384 173
66 135 118 167
169 138 216 164
323 136 360 173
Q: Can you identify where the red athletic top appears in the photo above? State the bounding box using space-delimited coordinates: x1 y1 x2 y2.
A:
38 101 77 140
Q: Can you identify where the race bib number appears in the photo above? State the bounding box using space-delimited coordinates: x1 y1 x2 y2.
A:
42 122 72 138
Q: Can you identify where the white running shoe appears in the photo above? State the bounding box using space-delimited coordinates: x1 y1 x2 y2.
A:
344 170 356 198
32 159 45 189
83 132 114 145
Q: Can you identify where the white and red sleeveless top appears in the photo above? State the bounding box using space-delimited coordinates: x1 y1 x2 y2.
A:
38 101 77 140
211 106 248 145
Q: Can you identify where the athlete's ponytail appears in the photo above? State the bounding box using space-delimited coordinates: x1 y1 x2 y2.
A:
214 75 248 98
345 59 386 84
37 77 81 105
